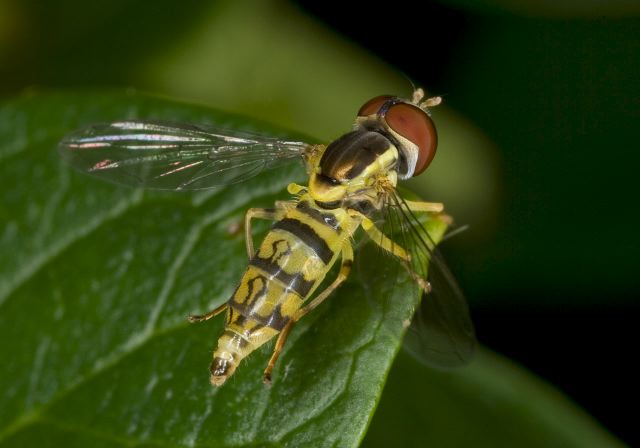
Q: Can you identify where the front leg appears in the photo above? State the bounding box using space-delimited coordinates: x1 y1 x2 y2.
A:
402 199 444 213
360 216 430 292
244 207 287 258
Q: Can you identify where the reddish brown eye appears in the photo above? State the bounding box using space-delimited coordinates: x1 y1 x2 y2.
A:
357 95 394 117
385 103 437 176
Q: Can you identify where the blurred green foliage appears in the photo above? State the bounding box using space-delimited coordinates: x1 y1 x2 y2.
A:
363 350 621 448
446 13 639 305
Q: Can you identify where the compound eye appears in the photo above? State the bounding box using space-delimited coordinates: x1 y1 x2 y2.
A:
386 102 437 176
357 95 394 117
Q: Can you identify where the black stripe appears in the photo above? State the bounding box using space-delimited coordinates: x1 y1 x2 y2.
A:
228 304 289 331
315 200 341 210
226 307 234 324
296 201 341 231
230 274 268 316
264 304 289 331
257 309 289 331
250 256 314 297
272 218 334 264
232 312 247 327
223 329 250 350
344 198 376 217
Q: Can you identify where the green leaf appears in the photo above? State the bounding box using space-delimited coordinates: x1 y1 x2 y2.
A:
363 349 623 448
0 91 443 447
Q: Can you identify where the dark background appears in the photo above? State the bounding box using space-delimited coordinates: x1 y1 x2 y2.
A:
294 1 638 444
1 0 637 444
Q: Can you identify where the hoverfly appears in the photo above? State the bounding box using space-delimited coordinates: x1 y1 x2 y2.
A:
58 88 476 386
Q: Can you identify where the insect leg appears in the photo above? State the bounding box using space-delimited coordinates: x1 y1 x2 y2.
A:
361 217 430 292
402 199 444 213
187 302 227 323
361 217 410 261
244 207 286 258
263 242 354 384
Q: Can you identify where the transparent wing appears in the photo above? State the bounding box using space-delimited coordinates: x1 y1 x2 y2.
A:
373 190 476 368
58 120 313 190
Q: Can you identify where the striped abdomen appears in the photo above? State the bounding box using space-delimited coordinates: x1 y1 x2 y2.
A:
209 200 348 385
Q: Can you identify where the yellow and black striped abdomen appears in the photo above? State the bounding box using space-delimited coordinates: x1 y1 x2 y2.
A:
232 201 346 328
209 200 349 385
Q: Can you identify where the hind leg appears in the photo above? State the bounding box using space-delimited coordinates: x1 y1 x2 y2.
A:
187 302 227 323
263 242 354 384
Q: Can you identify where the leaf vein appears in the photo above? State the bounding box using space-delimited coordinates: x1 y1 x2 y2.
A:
32 161 71 249
0 190 144 308
38 414 166 448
